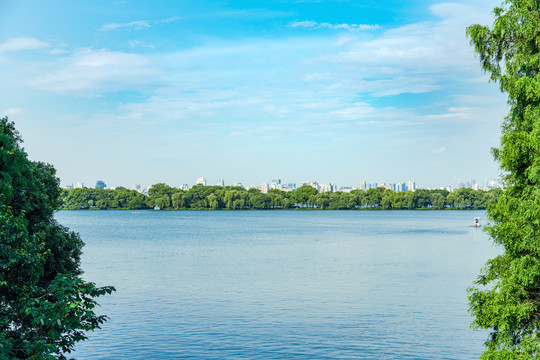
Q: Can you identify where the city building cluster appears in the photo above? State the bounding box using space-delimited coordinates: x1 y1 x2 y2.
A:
65 177 503 194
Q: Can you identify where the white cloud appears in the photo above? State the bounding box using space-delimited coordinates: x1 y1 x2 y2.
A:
291 2 498 100
14 2 505 129
424 105 507 126
1 108 23 116
455 94 504 105
368 77 440 97
432 146 446 153
302 72 331 81
31 49 163 97
99 16 179 32
301 71 439 97
156 17 180 24
48 49 69 55
291 20 379 31
429 2 485 19
0 37 49 52
427 107 475 120
332 35 358 46
128 39 156 49
466 75 491 83
291 20 317 28
330 102 375 120
205 9 292 20
20 2 495 103
100 20 151 31
318 3 492 76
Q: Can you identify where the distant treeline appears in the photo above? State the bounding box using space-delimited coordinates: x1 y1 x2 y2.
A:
60 183 501 210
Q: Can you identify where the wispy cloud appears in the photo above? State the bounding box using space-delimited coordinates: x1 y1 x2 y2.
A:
291 20 378 31
156 16 180 24
426 107 475 121
128 39 156 49
31 49 163 97
100 17 181 32
209 8 292 19
466 75 491 83
100 20 151 31
423 106 507 128
330 102 375 120
454 94 504 105
0 0 507 187
1 108 23 116
366 77 440 97
48 49 69 55
432 146 445 153
25 1 496 106
0 37 49 52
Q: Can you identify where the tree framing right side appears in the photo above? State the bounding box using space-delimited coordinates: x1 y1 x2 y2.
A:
466 0 540 358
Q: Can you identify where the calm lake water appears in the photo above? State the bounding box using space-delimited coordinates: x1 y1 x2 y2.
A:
55 210 499 360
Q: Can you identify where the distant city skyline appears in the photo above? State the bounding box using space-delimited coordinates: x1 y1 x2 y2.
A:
1 0 505 188
67 176 502 194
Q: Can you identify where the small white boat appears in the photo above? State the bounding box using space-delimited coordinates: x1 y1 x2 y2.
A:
473 217 481 227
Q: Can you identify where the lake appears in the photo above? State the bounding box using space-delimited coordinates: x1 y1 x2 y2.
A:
55 210 499 359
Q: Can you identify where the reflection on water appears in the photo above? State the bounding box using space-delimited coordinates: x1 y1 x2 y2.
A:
55 210 498 360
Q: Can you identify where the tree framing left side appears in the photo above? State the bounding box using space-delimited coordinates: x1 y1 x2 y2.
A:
0 116 115 359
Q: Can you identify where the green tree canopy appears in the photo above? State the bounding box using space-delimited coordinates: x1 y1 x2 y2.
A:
294 185 318 206
0 117 114 359
466 1 540 358
61 184 496 211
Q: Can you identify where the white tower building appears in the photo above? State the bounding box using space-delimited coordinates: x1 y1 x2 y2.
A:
196 177 206 186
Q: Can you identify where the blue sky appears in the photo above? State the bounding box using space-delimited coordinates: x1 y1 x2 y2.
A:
0 0 506 189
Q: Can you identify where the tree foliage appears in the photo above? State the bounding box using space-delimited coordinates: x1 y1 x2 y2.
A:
61 183 499 211
466 1 540 358
61 187 147 210
0 117 114 359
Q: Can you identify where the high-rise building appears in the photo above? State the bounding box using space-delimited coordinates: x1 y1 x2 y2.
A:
196 177 206 186
320 183 335 193
359 181 367 191
95 180 106 189
232 182 244 188
270 179 282 190
302 181 319 191
75 182 85 189
488 179 501 189
283 183 296 191
259 182 269 194
217 178 225 187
